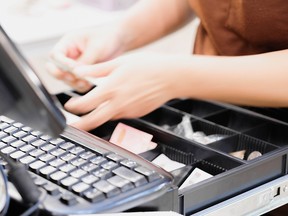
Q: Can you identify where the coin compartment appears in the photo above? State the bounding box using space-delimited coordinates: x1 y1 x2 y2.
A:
167 99 225 118
244 122 288 147
205 109 268 132
208 134 279 160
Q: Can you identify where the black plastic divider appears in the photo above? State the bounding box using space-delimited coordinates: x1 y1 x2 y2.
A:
166 99 225 118
140 107 185 128
245 122 288 147
208 134 279 160
205 109 268 132
123 119 244 168
55 93 288 215
89 119 244 171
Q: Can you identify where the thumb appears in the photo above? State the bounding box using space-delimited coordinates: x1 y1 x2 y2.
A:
73 60 119 78
77 45 101 64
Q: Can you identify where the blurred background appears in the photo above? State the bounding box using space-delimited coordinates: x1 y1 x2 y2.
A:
0 0 196 93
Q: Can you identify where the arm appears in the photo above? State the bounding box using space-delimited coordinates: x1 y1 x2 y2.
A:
64 49 288 130
119 0 193 51
176 50 288 107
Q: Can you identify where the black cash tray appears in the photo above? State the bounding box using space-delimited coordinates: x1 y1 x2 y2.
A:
56 93 288 215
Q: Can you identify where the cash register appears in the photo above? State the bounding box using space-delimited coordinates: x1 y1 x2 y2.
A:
0 25 175 215
1 23 288 216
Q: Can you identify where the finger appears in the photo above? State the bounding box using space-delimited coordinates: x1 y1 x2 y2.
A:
67 79 93 93
46 62 76 82
50 53 81 71
46 62 92 92
71 101 117 131
77 44 100 64
64 85 113 114
73 60 119 78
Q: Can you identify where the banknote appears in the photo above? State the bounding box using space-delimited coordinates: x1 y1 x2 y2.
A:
109 123 157 154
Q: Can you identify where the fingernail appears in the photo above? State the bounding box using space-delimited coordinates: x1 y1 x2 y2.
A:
64 73 76 82
76 80 89 89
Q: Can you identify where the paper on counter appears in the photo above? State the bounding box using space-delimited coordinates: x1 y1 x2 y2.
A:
179 168 213 190
152 154 185 172
110 123 157 154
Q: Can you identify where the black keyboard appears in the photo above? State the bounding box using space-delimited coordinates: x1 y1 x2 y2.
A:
0 116 173 215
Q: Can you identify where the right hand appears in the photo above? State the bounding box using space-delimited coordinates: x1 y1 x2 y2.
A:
46 23 127 92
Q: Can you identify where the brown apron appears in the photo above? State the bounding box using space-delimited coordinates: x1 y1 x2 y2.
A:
188 0 288 56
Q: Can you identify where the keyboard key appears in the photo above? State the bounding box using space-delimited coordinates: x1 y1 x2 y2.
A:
71 158 87 167
82 174 99 185
13 131 28 139
134 166 161 182
40 135 52 141
107 154 124 163
90 156 107 165
0 123 9 130
29 161 46 172
29 149 45 158
83 188 105 203
10 150 26 160
93 169 112 179
10 140 25 149
20 145 35 153
70 169 87 179
22 126 32 132
61 153 77 162
39 154 56 163
94 148 110 156
59 164 76 173
50 171 68 182
101 161 119 171
81 163 99 173
0 142 7 149
51 149 66 157
39 165 57 177
71 182 90 194
34 177 48 186
49 158 65 168
93 180 120 197
41 144 56 152
59 142 75 150
13 122 24 128
49 138 65 146
80 151 95 160
60 176 79 188
2 136 17 144
22 135 37 143
4 126 18 134
31 130 42 137
120 159 138 169
107 175 134 192
0 116 13 124
70 147 85 155
20 156 36 165
0 131 8 140
43 183 61 196
31 139 46 148
1 146 16 155
113 167 147 187
60 193 78 206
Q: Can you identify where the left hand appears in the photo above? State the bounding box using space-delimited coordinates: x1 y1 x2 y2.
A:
64 53 184 131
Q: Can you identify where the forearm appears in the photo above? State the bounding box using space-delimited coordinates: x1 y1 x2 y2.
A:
119 0 193 51
174 50 288 107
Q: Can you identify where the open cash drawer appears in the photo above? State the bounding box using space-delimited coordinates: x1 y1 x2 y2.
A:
56 92 288 215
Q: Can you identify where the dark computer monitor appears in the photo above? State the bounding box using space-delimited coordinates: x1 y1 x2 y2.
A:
0 25 66 137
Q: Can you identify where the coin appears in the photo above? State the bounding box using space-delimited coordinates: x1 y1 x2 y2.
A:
247 151 262 160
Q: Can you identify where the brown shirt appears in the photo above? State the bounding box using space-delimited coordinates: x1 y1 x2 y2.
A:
188 0 288 56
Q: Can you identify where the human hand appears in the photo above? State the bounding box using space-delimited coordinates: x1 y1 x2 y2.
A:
46 24 127 92
64 53 184 131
